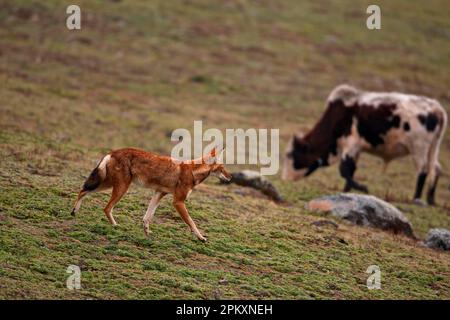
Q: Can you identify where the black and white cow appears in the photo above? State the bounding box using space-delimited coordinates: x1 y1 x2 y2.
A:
283 84 447 205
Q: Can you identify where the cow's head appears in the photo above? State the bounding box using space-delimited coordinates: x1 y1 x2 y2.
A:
282 133 321 181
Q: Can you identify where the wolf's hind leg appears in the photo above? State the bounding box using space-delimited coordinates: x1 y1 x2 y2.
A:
142 192 166 236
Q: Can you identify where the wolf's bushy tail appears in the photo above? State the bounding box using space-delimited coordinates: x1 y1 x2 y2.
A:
82 154 111 191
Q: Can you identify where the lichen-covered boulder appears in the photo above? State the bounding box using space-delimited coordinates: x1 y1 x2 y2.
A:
424 228 450 251
221 170 283 202
307 193 416 239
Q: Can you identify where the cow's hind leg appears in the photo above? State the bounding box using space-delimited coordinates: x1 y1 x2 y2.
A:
339 154 368 193
412 149 429 205
426 164 440 205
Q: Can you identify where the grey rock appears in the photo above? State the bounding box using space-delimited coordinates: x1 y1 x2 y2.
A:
221 170 283 202
424 228 450 251
307 193 416 239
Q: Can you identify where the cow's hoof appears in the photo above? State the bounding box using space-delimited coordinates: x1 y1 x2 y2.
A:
70 209 76 216
426 197 436 206
343 182 369 194
354 183 369 193
412 198 426 206
359 185 369 194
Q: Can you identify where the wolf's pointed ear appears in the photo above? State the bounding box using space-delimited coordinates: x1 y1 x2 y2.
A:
203 147 217 164
217 148 225 163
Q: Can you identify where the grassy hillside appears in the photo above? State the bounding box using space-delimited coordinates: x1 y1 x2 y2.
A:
0 0 449 299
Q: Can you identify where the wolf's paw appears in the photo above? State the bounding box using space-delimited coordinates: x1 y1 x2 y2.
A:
142 221 151 237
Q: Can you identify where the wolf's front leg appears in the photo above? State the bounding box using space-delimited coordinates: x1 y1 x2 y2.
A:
173 201 207 242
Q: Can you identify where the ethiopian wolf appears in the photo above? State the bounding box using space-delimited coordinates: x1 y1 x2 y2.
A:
71 148 231 241
283 84 447 205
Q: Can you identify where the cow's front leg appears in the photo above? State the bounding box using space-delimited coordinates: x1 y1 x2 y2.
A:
412 172 427 205
339 154 368 193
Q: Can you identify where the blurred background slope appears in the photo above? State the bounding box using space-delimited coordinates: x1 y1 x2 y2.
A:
0 0 449 299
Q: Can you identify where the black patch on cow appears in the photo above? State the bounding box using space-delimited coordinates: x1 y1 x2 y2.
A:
329 139 338 156
418 113 439 132
354 103 400 147
339 155 356 180
290 137 310 170
313 98 355 159
403 122 410 131
392 115 401 128
289 98 355 172
329 99 354 138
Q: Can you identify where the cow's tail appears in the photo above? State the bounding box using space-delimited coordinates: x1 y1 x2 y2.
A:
426 107 447 184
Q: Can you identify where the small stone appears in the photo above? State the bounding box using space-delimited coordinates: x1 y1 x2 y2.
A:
424 228 450 251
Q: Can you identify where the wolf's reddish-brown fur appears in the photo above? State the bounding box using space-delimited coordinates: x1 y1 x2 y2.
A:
71 148 231 241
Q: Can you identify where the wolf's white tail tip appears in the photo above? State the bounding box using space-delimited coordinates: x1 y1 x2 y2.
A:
98 154 111 178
